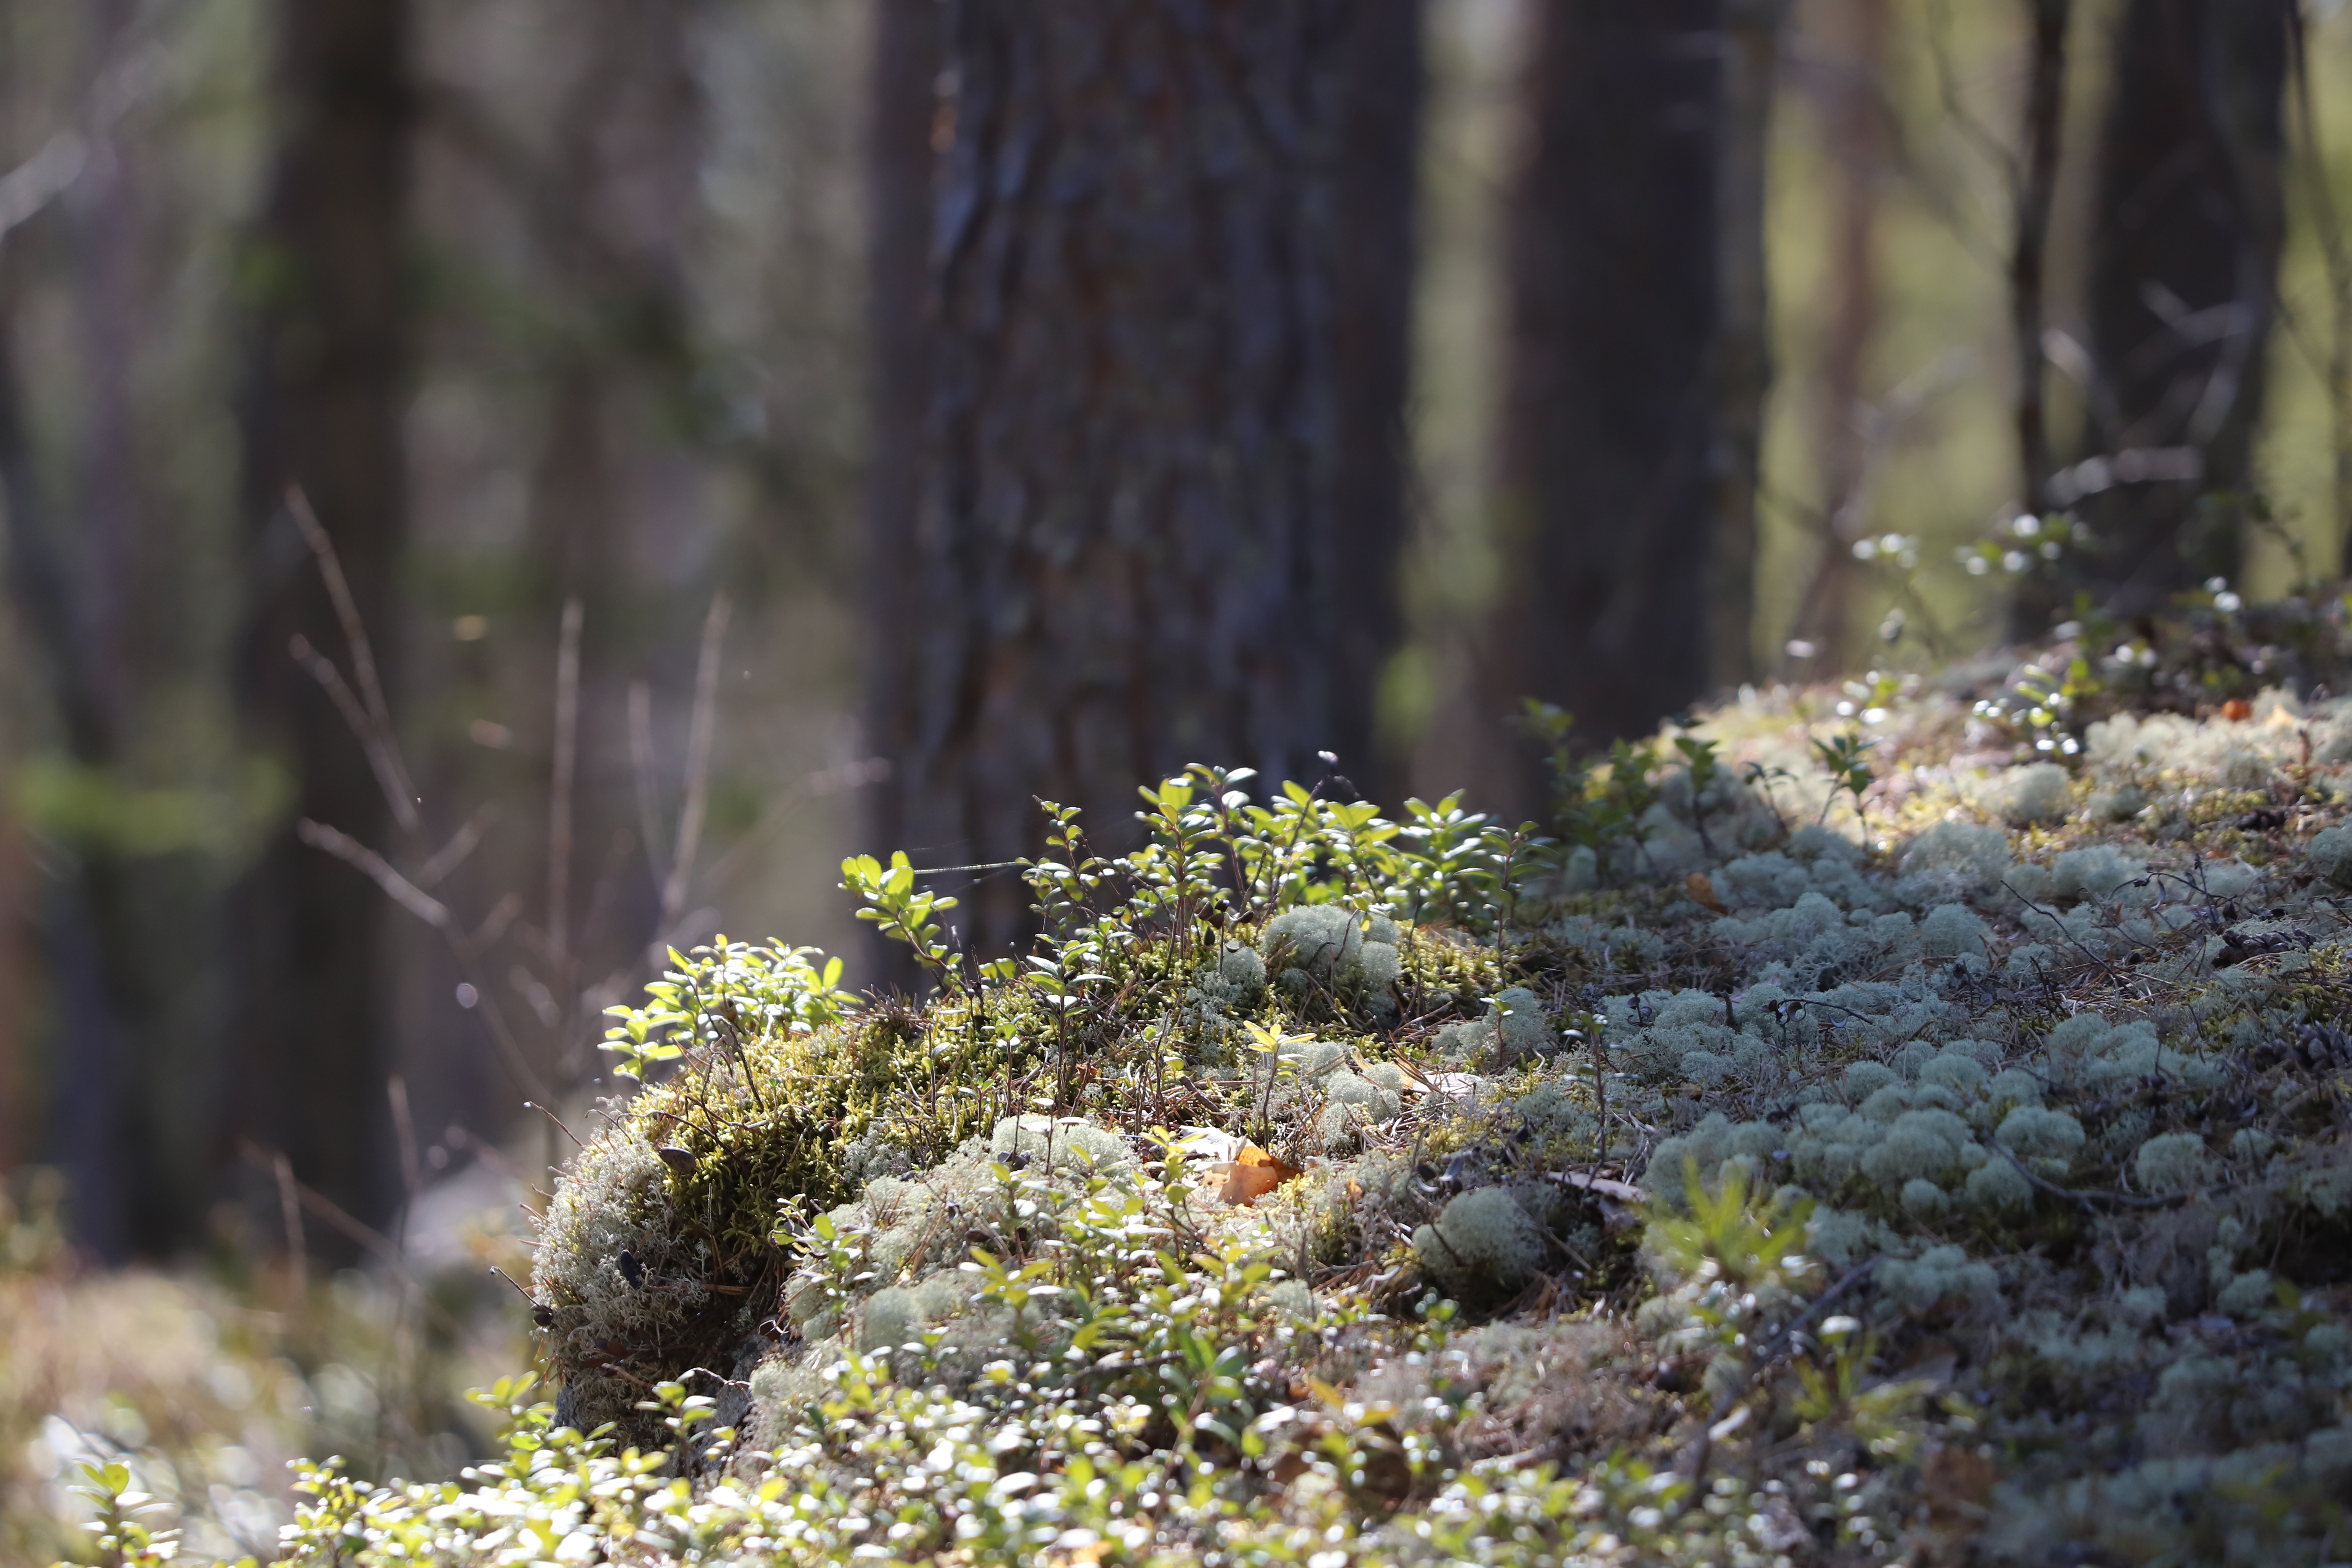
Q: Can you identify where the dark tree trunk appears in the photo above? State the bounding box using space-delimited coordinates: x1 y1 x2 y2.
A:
0 800 24 1174
1476 0 1730 807
0 5 221 1257
868 0 1423 956
1790 0 1890 674
525 0 702 1030
859 0 946 992
0 299 146 1256
231 0 413 1238
2054 0 2290 620
1328 0 1426 795
1707 0 1784 692
2013 0 2073 522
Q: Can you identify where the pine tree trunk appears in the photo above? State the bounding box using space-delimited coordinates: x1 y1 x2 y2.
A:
231 0 413 1236
1478 0 1730 804
2064 0 2290 617
868 0 1422 956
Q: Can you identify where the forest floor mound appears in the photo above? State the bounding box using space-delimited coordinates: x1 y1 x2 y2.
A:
235 591 2352 1566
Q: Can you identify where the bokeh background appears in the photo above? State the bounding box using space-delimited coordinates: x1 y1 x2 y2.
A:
2 0 2349 1557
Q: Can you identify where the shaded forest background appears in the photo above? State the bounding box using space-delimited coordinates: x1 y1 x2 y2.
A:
2 0 2350 1271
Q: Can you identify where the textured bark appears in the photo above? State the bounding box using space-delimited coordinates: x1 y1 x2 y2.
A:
2060 0 2290 618
871 0 1422 954
1478 0 1726 806
232 0 413 1236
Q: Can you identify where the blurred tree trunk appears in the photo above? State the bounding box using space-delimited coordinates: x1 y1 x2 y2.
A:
0 302 137 1244
1329 0 1426 792
867 0 1423 956
2012 0 2073 523
0 5 216 1257
525 0 702 1052
2051 0 2290 621
858 0 943 991
1790 0 1890 674
1476 0 1753 807
2005 0 2083 639
1707 0 1785 692
0 801 23 1173
232 0 413 1237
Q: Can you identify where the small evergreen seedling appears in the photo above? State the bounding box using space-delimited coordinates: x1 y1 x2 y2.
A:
839 850 961 983
1811 729 1875 832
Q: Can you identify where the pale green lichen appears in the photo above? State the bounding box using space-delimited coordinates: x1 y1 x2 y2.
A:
1974 761 2073 825
1995 1106 2087 1163
1413 1186 1548 1302
989 1113 1135 1174
2132 1132 2210 1196
1875 1244 1999 1312
2311 824 2352 887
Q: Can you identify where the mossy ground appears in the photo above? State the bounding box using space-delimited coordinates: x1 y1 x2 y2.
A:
272 591 2352 1566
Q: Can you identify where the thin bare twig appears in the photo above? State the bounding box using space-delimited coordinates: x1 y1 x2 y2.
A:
1990 1138 2194 1211
710 1015 768 1115
389 1075 423 1205
659 594 730 932
2002 878 2128 983
0 133 88 244
0 33 172 247
298 819 450 928
628 678 669 880
418 802 498 891
273 1150 306 1289
288 633 421 839
299 817 554 1102
548 597 583 963
525 1100 585 1148
287 488 420 833
468 891 524 956
243 1144 499 1356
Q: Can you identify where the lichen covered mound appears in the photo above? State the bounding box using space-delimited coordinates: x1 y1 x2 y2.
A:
291 596 2352 1566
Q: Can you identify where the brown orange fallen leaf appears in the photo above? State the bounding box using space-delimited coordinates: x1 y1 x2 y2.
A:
1684 872 1728 914
1211 1142 1302 1205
